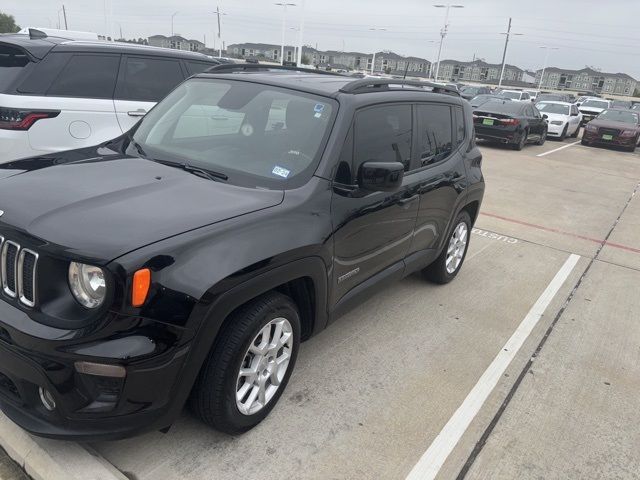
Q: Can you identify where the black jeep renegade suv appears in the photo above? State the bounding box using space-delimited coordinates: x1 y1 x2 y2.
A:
0 65 484 440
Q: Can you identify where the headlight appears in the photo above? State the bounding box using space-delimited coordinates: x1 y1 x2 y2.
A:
550 121 563 125
620 130 636 138
585 123 598 132
68 262 106 308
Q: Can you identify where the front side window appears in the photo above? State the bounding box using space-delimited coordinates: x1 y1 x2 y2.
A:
132 78 335 189
48 54 120 98
117 56 184 102
417 104 453 167
354 105 412 173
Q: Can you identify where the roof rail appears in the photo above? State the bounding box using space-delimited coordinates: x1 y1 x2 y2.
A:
339 78 459 96
204 63 344 76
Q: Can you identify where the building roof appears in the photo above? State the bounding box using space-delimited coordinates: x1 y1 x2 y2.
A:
539 66 636 81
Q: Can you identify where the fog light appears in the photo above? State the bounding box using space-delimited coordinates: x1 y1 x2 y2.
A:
38 387 56 411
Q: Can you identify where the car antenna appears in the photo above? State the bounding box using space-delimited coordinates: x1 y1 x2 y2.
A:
403 62 410 80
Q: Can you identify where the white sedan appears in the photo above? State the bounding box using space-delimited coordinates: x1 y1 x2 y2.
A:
536 101 582 140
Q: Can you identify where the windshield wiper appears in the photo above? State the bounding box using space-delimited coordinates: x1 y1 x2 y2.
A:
179 164 228 182
130 139 148 159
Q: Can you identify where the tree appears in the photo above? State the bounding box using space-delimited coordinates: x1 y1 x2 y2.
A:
301 54 311 65
0 12 20 33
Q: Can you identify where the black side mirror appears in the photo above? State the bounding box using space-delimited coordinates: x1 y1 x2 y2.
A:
358 161 404 192
542 114 548 120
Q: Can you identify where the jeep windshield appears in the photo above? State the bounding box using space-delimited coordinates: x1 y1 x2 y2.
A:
130 78 336 189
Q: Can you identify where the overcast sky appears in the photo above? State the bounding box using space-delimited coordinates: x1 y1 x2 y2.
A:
5 0 640 77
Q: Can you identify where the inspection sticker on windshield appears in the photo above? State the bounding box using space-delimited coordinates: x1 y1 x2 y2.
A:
314 103 325 118
272 166 291 178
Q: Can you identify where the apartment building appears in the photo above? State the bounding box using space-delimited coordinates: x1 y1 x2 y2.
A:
435 59 523 83
148 35 205 52
535 67 637 95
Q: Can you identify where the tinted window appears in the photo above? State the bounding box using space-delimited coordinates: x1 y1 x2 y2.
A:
478 100 523 114
47 54 119 98
522 92 530 100
117 57 184 102
354 105 412 172
417 104 453 167
501 91 521 100
454 106 465 148
537 103 570 115
0 45 30 92
186 61 217 75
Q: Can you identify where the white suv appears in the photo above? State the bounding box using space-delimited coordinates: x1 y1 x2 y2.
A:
498 89 531 102
0 30 220 163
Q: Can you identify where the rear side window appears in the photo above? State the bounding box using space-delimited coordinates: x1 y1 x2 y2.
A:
48 54 120 98
354 105 412 172
416 104 453 167
454 106 465 148
116 57 185 102
0 45 31 92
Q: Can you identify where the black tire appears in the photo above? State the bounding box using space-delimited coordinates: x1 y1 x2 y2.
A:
625 144 636 152
537 128 547 146
423 211 472 284
512 130 527 150
559 125 567 141
581 138 590 146
190 291 301 434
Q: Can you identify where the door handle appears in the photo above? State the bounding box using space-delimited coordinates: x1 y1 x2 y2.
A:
127 109 147 117
398 195 419 207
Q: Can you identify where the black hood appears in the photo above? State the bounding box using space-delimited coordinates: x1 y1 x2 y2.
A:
0 156 284 262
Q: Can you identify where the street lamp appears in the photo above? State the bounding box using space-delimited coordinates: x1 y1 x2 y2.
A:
369 27 387 75
275 3 296 65
538 46 559 90
171 11 179 37
498 18 523 88
433 4 464 82
296 0 306 67
211 7 227 57
425 40 438 79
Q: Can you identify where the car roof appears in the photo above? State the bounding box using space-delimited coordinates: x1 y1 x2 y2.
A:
1 33 215 61
537 101 572 106
194 71 463 101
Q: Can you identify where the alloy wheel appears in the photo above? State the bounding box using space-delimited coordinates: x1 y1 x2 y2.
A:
446 222 468 274
236 317 293 415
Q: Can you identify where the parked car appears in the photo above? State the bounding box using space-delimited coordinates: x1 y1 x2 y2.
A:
460 85 492 100
469 94 511 108
0 70 484 440
536 101 582 140
610 100 633 110
578 98 611 125
497 89 531 102
535 93 573 104
524 90 539 101
473 99 548 150
632 103 640 112
0 29 221 162
581 108 640 151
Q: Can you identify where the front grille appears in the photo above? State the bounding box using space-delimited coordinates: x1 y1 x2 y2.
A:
600 128 620 136
0 237 39 307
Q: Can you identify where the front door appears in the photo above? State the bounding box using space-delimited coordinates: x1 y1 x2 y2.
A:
330 104 420 306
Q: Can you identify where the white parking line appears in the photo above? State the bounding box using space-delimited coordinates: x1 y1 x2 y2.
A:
405 253 581 480
536 140 581 157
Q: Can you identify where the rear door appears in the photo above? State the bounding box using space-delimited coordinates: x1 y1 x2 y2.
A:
527 104 543 137
113 55 187 133
21 52 121 153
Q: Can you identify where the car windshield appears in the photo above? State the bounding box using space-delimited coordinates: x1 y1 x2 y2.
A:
500 91 521 100
461 86 480 96
597 109 640 124
477 100 524 114
582 99 609 109
131 78 336 189
536 103 570 115
611 101 632 109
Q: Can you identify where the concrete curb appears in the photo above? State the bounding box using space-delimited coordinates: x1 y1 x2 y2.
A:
0 413 126 480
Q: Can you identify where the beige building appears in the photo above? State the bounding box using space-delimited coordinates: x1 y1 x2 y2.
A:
435 59 523 83
535 67 637 95
148 35 205 53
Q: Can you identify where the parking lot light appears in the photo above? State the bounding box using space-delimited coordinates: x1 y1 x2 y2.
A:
275 3 297 65
538 46 559 91
433 4 464 81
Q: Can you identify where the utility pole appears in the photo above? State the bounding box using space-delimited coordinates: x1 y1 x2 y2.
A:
369 27 387 75
433 4 464 82
538 46 559 91
216 6 223 57
296 0 306 66
275 3 296 65
119 24 123 40
62 4 68 30
498 18 523 88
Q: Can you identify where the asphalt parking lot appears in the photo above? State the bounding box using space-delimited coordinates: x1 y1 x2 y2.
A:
28 134 640 480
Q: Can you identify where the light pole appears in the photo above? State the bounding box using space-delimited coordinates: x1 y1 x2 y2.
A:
426 40 438 79
289 26 300 63
275 3 296 65
538 46 559 91
433 4 464 82
296 0 306 67
498 17 523 88
369 27 387 75
171 11 179 37
211 7 227 57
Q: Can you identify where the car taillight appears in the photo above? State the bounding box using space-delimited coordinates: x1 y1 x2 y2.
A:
500 118 520 126
0 108 60 131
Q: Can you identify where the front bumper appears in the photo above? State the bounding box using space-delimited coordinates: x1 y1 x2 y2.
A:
582 131 636 148
546 123 566 137
0 299 192 440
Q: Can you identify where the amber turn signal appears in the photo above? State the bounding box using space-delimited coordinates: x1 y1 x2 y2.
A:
132 268 151 307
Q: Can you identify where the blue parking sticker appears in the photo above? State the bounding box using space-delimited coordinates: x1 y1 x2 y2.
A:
272 165 291 178
314 103 325 113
